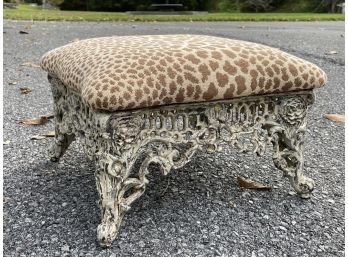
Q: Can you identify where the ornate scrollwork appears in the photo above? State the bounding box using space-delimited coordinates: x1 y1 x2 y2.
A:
48 76 315 247
280 97 307 125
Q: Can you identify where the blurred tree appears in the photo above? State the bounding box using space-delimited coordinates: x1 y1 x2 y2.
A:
59 0 86 10
314 0 344 12
216 0 241 12
60 0 154 11
241 0 274 12
42 0 64 6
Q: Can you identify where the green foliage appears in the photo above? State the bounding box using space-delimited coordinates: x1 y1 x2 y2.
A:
213 0 345 13
14 0 347 13
216 0 241 12
4 4 345 20
251 0 345 13
48 0 64 5
314 0 345 13
59 0 199 11
240 0 274 12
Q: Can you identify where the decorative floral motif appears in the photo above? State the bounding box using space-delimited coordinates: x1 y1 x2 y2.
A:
109 115 142 148
48 78 315 247
280 97 307 125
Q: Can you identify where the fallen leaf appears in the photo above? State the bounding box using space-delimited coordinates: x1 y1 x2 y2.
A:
31 131 55 140
42 131 55 137
326 50 338 55
8 81 17 85
3 140 10 145
324 113 345 122
30 135 46 140
19 30 29 34
24 25 32 30
237 176 272 190
3 197 11 203
20 62 41 68
19 115 54 125
20 87 32 94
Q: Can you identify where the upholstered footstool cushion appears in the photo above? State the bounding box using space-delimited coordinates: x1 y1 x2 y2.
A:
40 34 327 111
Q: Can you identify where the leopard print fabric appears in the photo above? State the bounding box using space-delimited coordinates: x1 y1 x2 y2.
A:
40 34 327 111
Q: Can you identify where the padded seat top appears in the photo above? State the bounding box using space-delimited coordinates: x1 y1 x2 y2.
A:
40 35 327 111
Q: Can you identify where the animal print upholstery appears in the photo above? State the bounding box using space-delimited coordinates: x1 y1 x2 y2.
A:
40 35 327 111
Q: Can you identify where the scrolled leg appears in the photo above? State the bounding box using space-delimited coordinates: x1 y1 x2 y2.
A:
48 76 76 162
95 153 147 247
271 130 314 198
95 169 124 247
269 95 314 198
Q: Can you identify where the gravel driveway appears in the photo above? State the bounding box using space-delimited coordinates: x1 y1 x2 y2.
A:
3 20 344 257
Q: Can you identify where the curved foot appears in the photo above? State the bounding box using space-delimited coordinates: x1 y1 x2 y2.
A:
48 143 62 162
97 222 119 247
289 176 314 199
48 133 75 162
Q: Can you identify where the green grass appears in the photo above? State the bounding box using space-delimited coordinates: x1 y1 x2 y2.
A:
4 4 345 21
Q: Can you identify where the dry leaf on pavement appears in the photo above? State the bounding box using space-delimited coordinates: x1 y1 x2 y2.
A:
8 81 17 85
3 197 11 203
326 50 338 55
237 176 272 190
20 62 41 68
324 114 345 122
20 87 32 94
31 131 55 140
19 115 54 125
3 140 10 145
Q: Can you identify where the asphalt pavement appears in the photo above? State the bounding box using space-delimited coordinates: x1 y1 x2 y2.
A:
3 20 345 257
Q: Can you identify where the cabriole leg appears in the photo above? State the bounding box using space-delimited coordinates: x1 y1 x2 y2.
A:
48 75 76 162
95 153 147 247
268 96 314 199
271 129 314 198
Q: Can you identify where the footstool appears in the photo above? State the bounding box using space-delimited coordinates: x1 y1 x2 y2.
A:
40 35 327 247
